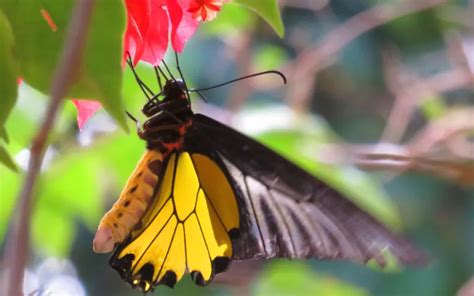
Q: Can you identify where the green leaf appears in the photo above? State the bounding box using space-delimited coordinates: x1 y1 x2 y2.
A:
40 152 103 231
0 143 17 171
0 125 9 143
203 3 255 35
32 205 75 257
2 1 127 130
0 10 18 128
255 261 368 296
233 0 285 37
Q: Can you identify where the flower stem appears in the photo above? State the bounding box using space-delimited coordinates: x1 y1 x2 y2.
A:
3 0 96 295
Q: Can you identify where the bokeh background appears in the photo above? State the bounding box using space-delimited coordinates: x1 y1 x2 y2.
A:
1 0 474 295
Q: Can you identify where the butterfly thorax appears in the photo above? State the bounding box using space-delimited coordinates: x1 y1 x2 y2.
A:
139 79 193 154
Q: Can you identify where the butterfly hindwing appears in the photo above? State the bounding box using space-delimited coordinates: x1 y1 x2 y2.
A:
188 113 425 266
109 150 239 292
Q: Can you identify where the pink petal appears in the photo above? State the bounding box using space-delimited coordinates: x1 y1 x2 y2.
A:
123 0 150 65
71 99 102 131
141 1 169 65
122 0 199 65
170 0 199 52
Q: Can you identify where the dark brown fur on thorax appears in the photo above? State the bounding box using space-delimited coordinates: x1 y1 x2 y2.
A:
138 80 193 155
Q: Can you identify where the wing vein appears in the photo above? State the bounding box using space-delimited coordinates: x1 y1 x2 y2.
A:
154 221 180 282
188 154 230 233
195 213 214 264
243 175 267 256
198 186 229 234
131 211 174 274
267 189 297 257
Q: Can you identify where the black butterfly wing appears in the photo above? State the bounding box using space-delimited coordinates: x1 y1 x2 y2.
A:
185 113 425 266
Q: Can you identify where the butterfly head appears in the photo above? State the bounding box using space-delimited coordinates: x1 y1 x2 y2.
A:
142 78 190 119
162 79 187 102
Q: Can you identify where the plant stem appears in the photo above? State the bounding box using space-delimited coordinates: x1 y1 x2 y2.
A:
3 1 96 295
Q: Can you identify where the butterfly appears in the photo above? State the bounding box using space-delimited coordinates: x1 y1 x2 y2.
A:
92 56 425 293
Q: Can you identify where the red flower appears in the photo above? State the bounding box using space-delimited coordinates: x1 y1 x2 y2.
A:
71 100 102 131
124 0 200 66
188 0 226 22
73 0 227 129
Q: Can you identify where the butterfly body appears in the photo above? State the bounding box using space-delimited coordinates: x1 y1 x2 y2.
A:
94 73 425 293
93 80 193 255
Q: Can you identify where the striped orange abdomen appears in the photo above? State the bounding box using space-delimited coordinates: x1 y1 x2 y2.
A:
93 150 163 253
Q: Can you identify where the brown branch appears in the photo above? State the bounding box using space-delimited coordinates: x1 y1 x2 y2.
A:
380 31 474 143
226 30 254 113
3 1 96 295
408 108 474 157
318 144 474 186
458 277 474 296
285 0 447 112
381 67 474 143
355 153 474 186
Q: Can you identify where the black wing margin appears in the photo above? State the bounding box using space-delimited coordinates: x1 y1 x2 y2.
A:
185 113 426 266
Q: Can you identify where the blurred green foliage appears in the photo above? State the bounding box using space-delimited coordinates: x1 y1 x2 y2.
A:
0 0 127 132
255 261 368 296
1 0 473 295
234 0 285 37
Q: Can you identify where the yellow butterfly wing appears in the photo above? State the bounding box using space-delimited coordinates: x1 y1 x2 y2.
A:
109 151 239 292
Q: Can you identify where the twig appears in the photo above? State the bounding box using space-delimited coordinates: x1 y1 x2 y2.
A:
355 153 474 186
226 30 254 112
380 31 474 143
285 0 447 112
381 67 474 143
3 1 96 295
317 143 474 186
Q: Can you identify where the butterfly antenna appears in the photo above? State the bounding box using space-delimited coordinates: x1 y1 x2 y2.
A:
195 90 208 103
156 65 169 81
174 52 191 103
154 66 163 91
127 56 182 125
161 59 176 81
125 110 143 131
126 111 137 122
190 70 287 92
126 54 169 110
126 54 155 99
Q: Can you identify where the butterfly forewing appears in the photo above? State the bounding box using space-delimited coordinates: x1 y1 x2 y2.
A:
188 114 426 266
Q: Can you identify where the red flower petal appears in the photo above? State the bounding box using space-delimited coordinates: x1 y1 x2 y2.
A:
71 99 102 131
123 0 150 65
140 2 169 65
171 0 199 52
188 0 223 22
123 0 200 65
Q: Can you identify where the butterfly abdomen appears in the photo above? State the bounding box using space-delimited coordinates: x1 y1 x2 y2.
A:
93 150 163 253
